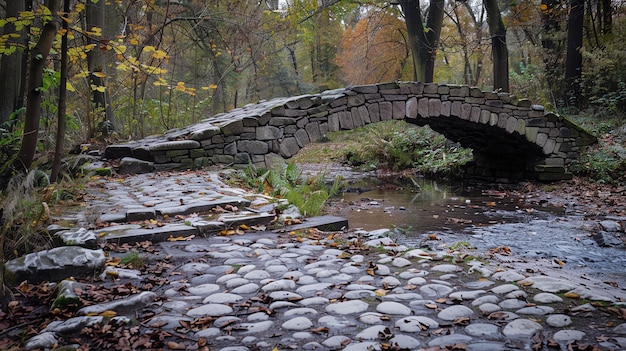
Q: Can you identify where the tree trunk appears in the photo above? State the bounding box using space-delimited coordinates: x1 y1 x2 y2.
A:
484 0 509 92
399 0 444 83
86 0 114 136
565 0 584 106
424 0 444 82
400 0 425 82
16 0 61 171
51 0 70 184
0 0 26 124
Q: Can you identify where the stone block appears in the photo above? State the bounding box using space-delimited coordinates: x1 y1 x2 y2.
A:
406 97 418 119
279 137 300 158
237 140 269 154
339 111 354 129
350 84 379 94
265 153 285 169
295 129 310 147
543 138 556 154
329 96 348 108
234 153 251 164
348 94 366 107
351 107 364 128
189 126 221 141
305 122 321 142
119 157 154 174
221 120 244 136
104 144 134 159
150 140 201 152
166 149 188 157
269 117 297 126
409 82 424 95
379 101 393 121
257 126 283 140
224 142 237 155
461 104 472 120
470 106 481 122
559 127 571 137
189 148 206 158
450 101 462 117
469 87 484 97
536 133 548 147
328 113 340 131
212 154 234 164
367 103 381 123
429 99 442 117
285 125 297 135
450 86 469 97
479 110 490 124
384 94 408 101
497 113 509 128
505 116 518 133
242 117 259 127
441 101 451 117
358 105 371 125
392 101 406 119
437 85 450 95
465 97 485 104
423 83 439 94
489 113 499 126
127 208 156 222
296 116 309 128
517 119 526 135
418 98 429 117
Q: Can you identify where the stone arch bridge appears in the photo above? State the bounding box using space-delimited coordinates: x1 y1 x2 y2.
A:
105 82 596 182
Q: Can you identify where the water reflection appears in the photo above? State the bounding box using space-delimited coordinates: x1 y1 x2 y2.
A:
331 177 556 233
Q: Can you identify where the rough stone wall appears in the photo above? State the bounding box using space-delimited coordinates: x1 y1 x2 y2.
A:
105 82 596 182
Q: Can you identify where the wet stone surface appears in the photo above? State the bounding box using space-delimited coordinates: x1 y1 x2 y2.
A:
19 169 626 351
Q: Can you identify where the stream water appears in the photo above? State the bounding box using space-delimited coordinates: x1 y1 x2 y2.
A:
328 176 626 285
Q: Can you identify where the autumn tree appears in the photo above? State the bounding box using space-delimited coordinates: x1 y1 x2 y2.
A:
337 9 410 84
16 0 62 171
0 0 27 124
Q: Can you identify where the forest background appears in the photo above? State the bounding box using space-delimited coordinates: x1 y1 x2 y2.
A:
1 0 625 184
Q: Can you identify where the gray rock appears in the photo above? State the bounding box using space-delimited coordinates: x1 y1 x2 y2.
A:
78 291 157 316
502 319 543 337
5 246 106 284
546 314 572 327
437 305 475 321
600 220 623 232
186 303 234 317
54 227 97 248
118 157 154 174
465 323 500 337
516 305 554 315
376 301 412 316
24 332 58 350
534 292 563 303
325 300 369 314
395 316 439 332
552 330 586 343
281 316 313 330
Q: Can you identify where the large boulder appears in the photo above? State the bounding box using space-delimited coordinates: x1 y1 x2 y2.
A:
4 246 106 284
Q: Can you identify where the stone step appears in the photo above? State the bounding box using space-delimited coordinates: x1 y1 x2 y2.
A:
99 214 349 245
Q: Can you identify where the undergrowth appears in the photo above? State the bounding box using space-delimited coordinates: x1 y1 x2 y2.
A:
234 163 343 217
339 121 473 176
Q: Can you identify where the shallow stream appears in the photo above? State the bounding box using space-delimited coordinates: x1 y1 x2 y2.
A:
328 176 626 286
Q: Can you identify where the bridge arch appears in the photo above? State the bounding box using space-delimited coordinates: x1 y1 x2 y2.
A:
105 82 596 182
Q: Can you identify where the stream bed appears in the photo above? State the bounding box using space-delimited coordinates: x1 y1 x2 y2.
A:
326 175 626 287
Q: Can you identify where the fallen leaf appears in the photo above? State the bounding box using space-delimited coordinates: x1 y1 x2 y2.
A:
99 310 117 318
564 291 580 299
167 341 187 350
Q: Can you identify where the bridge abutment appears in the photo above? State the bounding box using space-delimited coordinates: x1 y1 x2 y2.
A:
105 82 596 183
